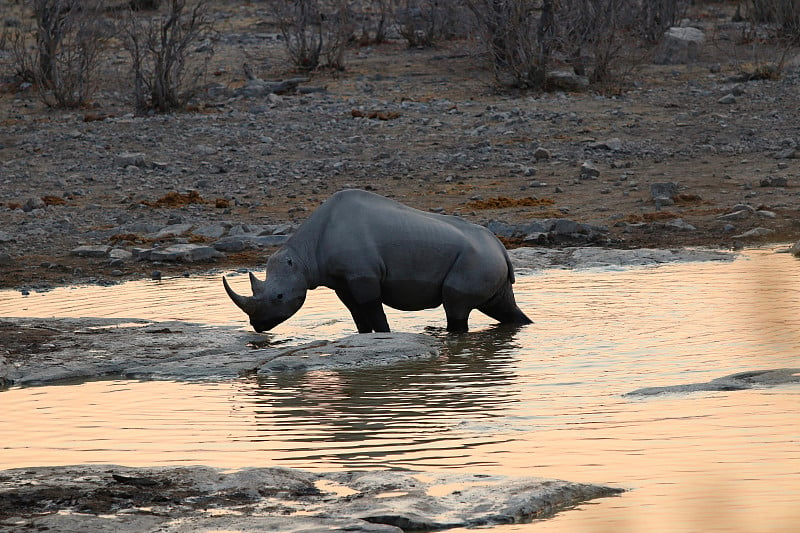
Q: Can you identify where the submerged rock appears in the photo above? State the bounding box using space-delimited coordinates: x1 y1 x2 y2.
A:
0 319 442 388
0 465 623 533
257 332 439 374
626 368 800 396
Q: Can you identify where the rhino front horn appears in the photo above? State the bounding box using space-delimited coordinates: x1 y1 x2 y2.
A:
223 276 255 314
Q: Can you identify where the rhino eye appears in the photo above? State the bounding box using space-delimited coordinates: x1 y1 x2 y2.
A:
287 258 293 266
276 293 284 300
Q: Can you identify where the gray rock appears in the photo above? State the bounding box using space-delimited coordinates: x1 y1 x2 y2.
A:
213 234 289 252
533 147 551 161
717 209 750 221
211 236 253 252
650 182 678 202
0 465 622 533
193 223 230 239
547 70 589 91
717 93 736 104
0 231 16 243
579 161 600 179
23 197 46 212
70 245 111 258
0 251 13 266
152 223 193 240
774 148 799 159
665 218 696 231
654 26 705 64
109 248 132 261
115 152 147 168
272 223 295 235
590 137 623 151
760 176 788 187
626 368 800 396
507 247 733 271
149 244 224 262
258 333 440 374
252 235 290 247
131 247 152 261
487 219 608 244
733 227 775 239
790 240 800 257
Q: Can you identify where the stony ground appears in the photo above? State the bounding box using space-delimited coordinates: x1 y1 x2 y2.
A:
1 1 799 294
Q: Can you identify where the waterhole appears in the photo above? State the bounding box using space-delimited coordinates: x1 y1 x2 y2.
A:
1 248 799 532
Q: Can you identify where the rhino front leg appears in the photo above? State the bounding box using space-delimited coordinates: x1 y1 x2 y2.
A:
335 287 390 333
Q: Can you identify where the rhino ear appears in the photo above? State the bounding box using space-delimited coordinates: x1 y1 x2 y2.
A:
249 271 267 294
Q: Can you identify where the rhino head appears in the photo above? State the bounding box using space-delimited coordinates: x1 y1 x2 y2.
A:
223 250 308 332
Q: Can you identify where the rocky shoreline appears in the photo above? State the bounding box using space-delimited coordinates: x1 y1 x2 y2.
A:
0 464 624 533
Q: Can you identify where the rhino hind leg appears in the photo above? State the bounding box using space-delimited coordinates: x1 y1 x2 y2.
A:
478 283 533 326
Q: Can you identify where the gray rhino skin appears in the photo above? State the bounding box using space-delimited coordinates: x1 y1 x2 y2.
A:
223 189 532 333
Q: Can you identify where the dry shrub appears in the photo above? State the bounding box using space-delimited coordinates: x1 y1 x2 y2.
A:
467 0 688 90
122 0 214 113
466 196 556 209
6 0 110 107
268 0 353 70
394 0 469 47
742 0 800 43
351 108 401 120
141 190 206 207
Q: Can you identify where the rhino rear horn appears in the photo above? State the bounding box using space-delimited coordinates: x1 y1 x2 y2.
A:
223 275 256 314
249 271 267 294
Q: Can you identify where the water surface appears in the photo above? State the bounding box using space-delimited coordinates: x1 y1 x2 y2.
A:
1 248 798 532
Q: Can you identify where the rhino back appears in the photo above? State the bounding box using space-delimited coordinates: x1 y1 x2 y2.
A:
298 190 506 286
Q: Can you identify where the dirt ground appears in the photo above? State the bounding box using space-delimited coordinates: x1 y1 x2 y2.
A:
1 1 799 291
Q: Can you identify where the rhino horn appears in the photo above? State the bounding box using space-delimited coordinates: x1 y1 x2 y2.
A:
249 271 268 294
223 275 256 314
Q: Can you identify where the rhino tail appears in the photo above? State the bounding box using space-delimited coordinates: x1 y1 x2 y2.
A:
502 246 516 285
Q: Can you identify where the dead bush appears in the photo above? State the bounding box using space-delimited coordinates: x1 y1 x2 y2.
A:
6 0 110 107
467 0 687 90
268 0 353 70
122 0 214 113
466 0 557 89
740 0 800 43
394 0 470 47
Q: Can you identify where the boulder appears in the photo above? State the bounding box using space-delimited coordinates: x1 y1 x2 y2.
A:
650 182 678 202
115 152 147 168
732 227 775 239
579 161 600 179
70 245 111 258
547 70 589 91
790 240 800 257
654 27 705 64
152 223 193 240
148 244 224 262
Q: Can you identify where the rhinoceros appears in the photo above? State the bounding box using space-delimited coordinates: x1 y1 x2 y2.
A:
223 189 531 333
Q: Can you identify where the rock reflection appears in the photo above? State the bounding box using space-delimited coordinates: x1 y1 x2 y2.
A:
246 326 525 467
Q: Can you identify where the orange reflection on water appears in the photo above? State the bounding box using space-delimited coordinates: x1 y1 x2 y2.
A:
1 248 799 532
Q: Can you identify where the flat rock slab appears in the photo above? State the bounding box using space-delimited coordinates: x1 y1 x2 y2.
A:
0 465 623 532
509 246 733 271
256 332 440 374
0 318 440 388
626 368 800 396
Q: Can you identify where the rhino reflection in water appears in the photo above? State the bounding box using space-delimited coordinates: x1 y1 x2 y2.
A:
223 189 532 333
